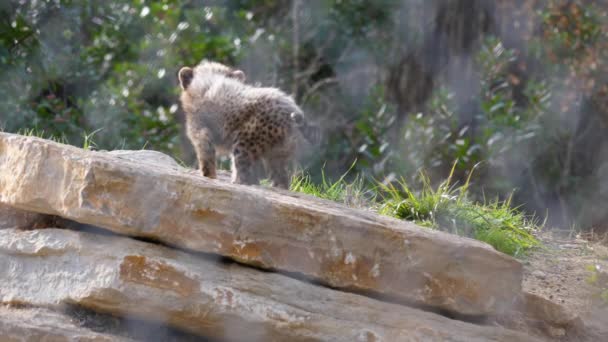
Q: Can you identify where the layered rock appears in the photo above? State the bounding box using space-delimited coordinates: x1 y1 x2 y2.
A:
0 133 522 316
0 228 539 342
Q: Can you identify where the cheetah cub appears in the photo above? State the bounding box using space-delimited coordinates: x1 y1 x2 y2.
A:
178 60 319 188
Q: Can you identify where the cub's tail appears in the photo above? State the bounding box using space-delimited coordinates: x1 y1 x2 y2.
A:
291 112 321 145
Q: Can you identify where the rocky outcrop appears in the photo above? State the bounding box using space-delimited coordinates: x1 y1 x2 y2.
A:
0 133 522 316
0 228 539 342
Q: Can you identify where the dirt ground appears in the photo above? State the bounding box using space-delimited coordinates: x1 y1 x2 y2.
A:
522 229 608 339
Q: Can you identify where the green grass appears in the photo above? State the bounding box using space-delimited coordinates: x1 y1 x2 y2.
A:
17 127 103 151
17 128 68 144
290 163 373 208
291 162 541 257
377 163 540 257
81 128 103 151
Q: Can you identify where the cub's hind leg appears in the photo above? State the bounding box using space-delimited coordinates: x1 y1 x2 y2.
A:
263 152 292 189
230 143 258 185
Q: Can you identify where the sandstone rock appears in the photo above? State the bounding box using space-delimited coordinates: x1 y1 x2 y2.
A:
521 293 584 335
0 133 522 316
0 228 539 342
521 292 581 326
0 305 133 341
497 292 586 340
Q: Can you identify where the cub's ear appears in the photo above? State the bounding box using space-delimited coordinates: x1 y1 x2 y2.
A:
178 67 194 90
229 69 246 82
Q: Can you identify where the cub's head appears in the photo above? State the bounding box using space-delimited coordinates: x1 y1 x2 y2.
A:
178 60 246 91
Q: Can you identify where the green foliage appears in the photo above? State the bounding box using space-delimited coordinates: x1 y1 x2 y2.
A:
540 1 603 60
353 85 397 178
399 37 552 184
0 1 246 158
378 163 541 257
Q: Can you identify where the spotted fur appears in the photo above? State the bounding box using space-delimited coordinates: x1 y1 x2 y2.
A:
178 60 319 188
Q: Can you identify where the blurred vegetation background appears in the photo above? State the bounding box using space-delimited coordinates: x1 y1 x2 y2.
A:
1 0 608 232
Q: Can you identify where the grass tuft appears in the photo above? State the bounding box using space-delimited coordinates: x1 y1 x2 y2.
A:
18 127 103 151
290 162 373 208
17 127 68 144
82 128 103 151
377 162 540 257
290 162 541 257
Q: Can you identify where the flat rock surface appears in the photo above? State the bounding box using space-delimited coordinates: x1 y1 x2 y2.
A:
0 133 522 316
0 228 539 342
